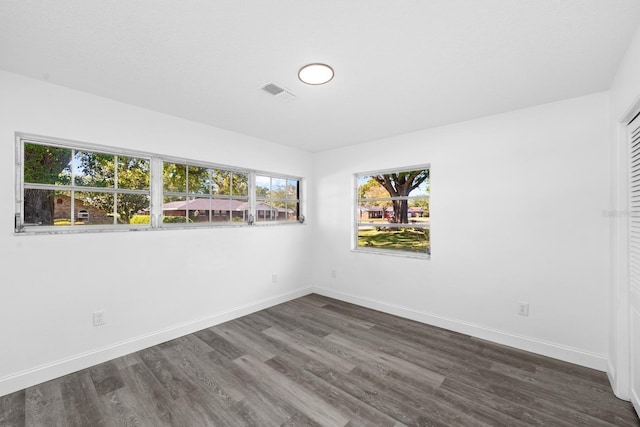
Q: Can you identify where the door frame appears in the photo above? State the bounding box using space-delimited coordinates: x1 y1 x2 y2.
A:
610 95 640 401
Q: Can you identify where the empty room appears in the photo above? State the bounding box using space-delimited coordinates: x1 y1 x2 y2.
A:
2 1 640 425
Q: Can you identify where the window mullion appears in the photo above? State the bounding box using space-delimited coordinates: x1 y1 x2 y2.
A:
15 136 24 231
249 171 256 224
150 157 163 228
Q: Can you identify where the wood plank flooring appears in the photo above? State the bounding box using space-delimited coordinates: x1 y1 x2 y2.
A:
1 294 638 426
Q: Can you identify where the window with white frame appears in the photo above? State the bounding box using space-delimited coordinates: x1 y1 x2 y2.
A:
255 174 301 222
15 134 303 233
355 166 430 257
162 161 249 225
19 140 151 229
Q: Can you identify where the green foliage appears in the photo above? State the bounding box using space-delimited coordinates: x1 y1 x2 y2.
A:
358 178 391 208
130 215 151 224
76 152 115 187
24 144 72 185
75 153 150 222
256 186 269 197
162 216 193 224
130 215 193 224
163 163 248 196
358 178 384 199
256 176 297 201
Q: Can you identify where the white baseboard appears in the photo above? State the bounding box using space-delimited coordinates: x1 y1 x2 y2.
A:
0 286 313 397
312 286 608 372
607 359 616 389
633 389 640 419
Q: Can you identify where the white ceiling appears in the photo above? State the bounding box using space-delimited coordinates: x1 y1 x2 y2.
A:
1 1 640 152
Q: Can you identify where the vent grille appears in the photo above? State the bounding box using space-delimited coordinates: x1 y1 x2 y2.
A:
259 82 296 103
262 83 285 96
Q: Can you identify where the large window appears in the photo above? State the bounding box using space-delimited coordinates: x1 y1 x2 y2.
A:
20 141 151 229
15 134 303 233
355 166 430 257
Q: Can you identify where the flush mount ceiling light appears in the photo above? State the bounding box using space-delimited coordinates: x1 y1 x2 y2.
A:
298 63 334 85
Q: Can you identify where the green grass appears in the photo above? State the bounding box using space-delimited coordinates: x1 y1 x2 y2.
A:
358 227 430 254
54 219 87 225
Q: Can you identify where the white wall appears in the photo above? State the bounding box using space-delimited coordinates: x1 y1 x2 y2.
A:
312 92 610 370
0 70 314 396
0 65 620 397
608 22 640 399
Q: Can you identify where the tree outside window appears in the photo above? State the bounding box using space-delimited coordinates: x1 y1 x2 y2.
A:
356 167 430 256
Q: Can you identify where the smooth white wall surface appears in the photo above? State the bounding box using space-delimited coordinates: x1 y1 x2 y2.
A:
608 22 640 399
312 92 610 369
0 70 313 396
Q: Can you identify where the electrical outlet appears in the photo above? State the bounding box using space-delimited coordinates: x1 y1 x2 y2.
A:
93 310 106 327
331 269 337 278
272 274 277 283
517 303 529 316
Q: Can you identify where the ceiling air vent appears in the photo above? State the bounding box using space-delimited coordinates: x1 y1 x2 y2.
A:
262 83 285 96
260 83 296 102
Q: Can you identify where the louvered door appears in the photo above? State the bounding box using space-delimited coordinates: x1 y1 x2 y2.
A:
629 112 640 417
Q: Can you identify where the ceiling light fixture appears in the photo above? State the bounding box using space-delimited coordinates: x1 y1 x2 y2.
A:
298 63 334 85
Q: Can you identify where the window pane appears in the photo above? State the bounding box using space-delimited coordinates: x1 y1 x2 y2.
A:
24 189 68 225
270 200 286 221
408 199 430 222
163 163 186 193
24 143 72 185
271 177 286 199
117 193 150 224
287 179 299 199
118 156 150 190
255 201 276 222
75 192 115 225
186 197 212 222
285 202 299 221
359 170 429 200
232 173 249 196
358 226 430 254
188 166 210 195
357 175 387 199
199 198 249 223
210 198 232 222
231 198 249 223
256 175 270 199
209 169 230 195
408 178 430 197
74 151 115 188
358 201 392 224
162 196 189 224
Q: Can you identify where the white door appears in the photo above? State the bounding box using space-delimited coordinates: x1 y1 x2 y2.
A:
628 112 640 417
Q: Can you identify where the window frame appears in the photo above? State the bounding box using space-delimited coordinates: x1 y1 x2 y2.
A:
158 155 252 228
15 133 305 234
254 173 303 224
353 164 430 259
16 134 154 233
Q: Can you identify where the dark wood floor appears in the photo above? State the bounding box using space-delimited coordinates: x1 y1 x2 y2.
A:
0 294 638 426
